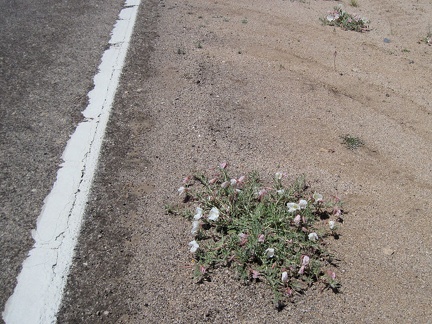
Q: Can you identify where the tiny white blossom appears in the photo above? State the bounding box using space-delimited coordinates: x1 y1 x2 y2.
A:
281 271 288 283
194 207 203 220
313 192 323 202
191 220 200 235
265 248 275 258
287 202 300 213
276 189 285 195
329 220 336 230
230 178 237 186
299 199 308 209
208 207 220 221
275 172 283 180
308 232 319 242
178 186 187 195
188 240 199 253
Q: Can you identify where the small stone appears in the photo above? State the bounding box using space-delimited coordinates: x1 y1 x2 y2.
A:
382 247 395 255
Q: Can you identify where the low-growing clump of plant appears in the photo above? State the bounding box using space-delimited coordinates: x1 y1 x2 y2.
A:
171 163 343 308
321 6 369 32
341 134 364 150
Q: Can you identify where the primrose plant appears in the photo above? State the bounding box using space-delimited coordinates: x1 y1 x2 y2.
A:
173 163 343 308
321 5 369 32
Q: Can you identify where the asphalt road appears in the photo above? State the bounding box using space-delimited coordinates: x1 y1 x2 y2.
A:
0 0 124 319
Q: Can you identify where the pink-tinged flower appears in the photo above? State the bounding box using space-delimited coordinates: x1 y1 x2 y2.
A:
188 240 199 253
299 199 308 209
208 207 220 221
221 181 230 188
308 232 319 242
251 269 260 279
281 271 288 283
258 234 265 243
200 265 206 274
329 220 336 230
194 207 203 220
178 186 188 195
265 248 275 258
219 162 228 169
293 214 301 226
209 178 218 184
287 202 300 213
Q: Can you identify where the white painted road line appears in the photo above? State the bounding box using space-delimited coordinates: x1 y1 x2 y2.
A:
2 1 141 323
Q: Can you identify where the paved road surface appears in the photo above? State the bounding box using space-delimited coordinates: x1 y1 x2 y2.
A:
0 0 124 320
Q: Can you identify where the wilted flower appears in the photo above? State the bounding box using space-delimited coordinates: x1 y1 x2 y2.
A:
251 269 260 279
293 214 301 226
299 199 308 209
313 192 323 202
287 202 300 213
219 161 228 169
308 232 319 241
281 271 288 283
239 233 248 246
275 172 283 180
178 186 187 195
327 270 336 280
208 207 220 221
329 220 336 230
265 248 275 258
237 175 246 185
298 255 310 274
188 240 199 253
191 220 200 235
209 178 218 184
257 189 267 200
258 234 265 243
182 176 192 184
194 207 203 220
221 181 230 188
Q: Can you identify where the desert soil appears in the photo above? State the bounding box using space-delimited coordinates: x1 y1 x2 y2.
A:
58 0 432 322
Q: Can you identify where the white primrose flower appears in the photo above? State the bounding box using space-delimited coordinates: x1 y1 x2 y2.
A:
329 220 336 230
230 178 237 186
208 207 220 221
191 220 200 235
313 192 323 202
265 248 275 258
287 202 300 213
299 199 308 209
194 207 203 220
281 271 288 283
308 232 319 242
188 240 199 253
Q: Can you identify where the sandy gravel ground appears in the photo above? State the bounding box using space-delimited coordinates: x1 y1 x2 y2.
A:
59 0 432 322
